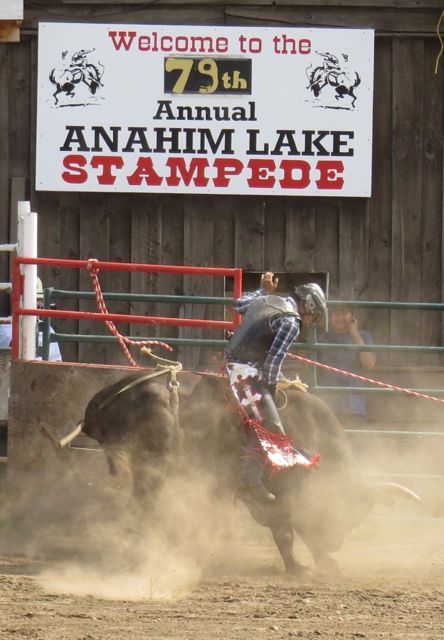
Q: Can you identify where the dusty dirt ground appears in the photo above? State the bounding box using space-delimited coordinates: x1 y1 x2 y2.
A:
1 518 444 640
4 362 444 638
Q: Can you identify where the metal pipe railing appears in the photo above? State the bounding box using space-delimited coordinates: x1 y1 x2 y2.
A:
12 256 242 360
20 307 233 328
40 288 444 375
47 331 444 354
17 269 444 405
52 332 227 349
294 343 444 353
47 288 234 305
329 300 444 311
47 289 444 311
17 256 242 278
315 386 444 396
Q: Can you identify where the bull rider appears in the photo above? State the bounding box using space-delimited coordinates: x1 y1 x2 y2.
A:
224 272 327 504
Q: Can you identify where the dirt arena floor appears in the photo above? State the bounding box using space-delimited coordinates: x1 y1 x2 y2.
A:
3 361 444 638
1 515 443 640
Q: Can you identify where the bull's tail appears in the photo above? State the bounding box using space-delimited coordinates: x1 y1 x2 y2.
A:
58 420 84 448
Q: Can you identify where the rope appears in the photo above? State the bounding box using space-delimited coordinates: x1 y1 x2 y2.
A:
275 388 288 410
435 9 444 75
278 376 309 393
141 346 183 455
289 353 444 405
141 346 183 387
86 259 173 366
141 346 183 370
97 368 175 413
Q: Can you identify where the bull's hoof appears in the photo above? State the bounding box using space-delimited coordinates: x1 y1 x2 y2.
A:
315 555 342 576
285 562 311 577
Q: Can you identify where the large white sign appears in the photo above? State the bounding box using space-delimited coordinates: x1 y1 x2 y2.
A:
36 23 374 197
0 0 23 19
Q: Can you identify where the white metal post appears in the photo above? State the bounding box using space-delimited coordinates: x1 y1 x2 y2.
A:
17 202 37 360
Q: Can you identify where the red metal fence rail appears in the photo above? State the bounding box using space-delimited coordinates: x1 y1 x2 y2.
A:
11 256 243 360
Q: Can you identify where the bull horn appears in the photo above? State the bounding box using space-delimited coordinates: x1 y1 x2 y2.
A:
373 482 421 505
59 421 84 449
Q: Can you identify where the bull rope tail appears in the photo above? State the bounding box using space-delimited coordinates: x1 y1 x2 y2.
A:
275 376 309 410
141 346 184 456
435 9 443 75
86 258 173 367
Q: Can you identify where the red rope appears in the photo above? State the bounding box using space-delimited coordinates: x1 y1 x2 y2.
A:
289 353 444 405
87 259 173 367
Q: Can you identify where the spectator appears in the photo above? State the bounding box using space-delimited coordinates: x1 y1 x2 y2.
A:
0 277 62 361
0 320 12 349
317 305 375 428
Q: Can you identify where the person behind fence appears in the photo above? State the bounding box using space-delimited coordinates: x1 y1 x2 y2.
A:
317 305 375 429
0 277 62 361
224 272 327 504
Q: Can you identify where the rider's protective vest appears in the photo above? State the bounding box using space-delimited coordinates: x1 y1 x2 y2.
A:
225 295 301 365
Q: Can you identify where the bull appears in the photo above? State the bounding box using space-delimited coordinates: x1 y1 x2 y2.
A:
75 370 419 575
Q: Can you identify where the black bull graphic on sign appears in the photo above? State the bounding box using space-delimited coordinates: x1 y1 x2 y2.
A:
307 66 361 108
76 371 419 574
49 59 104 105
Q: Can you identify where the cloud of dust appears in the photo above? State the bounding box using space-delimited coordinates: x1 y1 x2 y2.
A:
283 333 444 577
332 361 444 575
36 468 244 601
39 542 199 601
8 354 444 594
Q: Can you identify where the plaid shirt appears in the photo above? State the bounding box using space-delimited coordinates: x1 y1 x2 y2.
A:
233 289 301 384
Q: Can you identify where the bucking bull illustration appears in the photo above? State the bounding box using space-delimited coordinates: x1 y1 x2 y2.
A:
49 49 104 105
307 51 361 108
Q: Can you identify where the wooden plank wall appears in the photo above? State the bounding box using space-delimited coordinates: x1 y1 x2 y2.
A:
0 2 442 368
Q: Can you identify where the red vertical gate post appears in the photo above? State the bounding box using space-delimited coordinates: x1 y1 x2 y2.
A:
233 268 243 327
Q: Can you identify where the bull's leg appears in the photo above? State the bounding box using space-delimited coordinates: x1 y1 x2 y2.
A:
242 496 308 575
62 81 76 98
268 498 309 576
129 460 165 514
270 522 308 576
302 539 342 575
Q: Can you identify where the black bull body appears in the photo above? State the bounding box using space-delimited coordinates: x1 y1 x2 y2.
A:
80 371 416 574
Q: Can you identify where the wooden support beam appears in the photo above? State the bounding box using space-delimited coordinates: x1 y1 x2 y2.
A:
0 20 21 43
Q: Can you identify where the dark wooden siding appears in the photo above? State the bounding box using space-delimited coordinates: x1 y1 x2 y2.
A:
0 2 443 367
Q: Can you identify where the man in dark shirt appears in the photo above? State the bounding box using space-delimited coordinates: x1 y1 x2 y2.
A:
318 305 375 428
